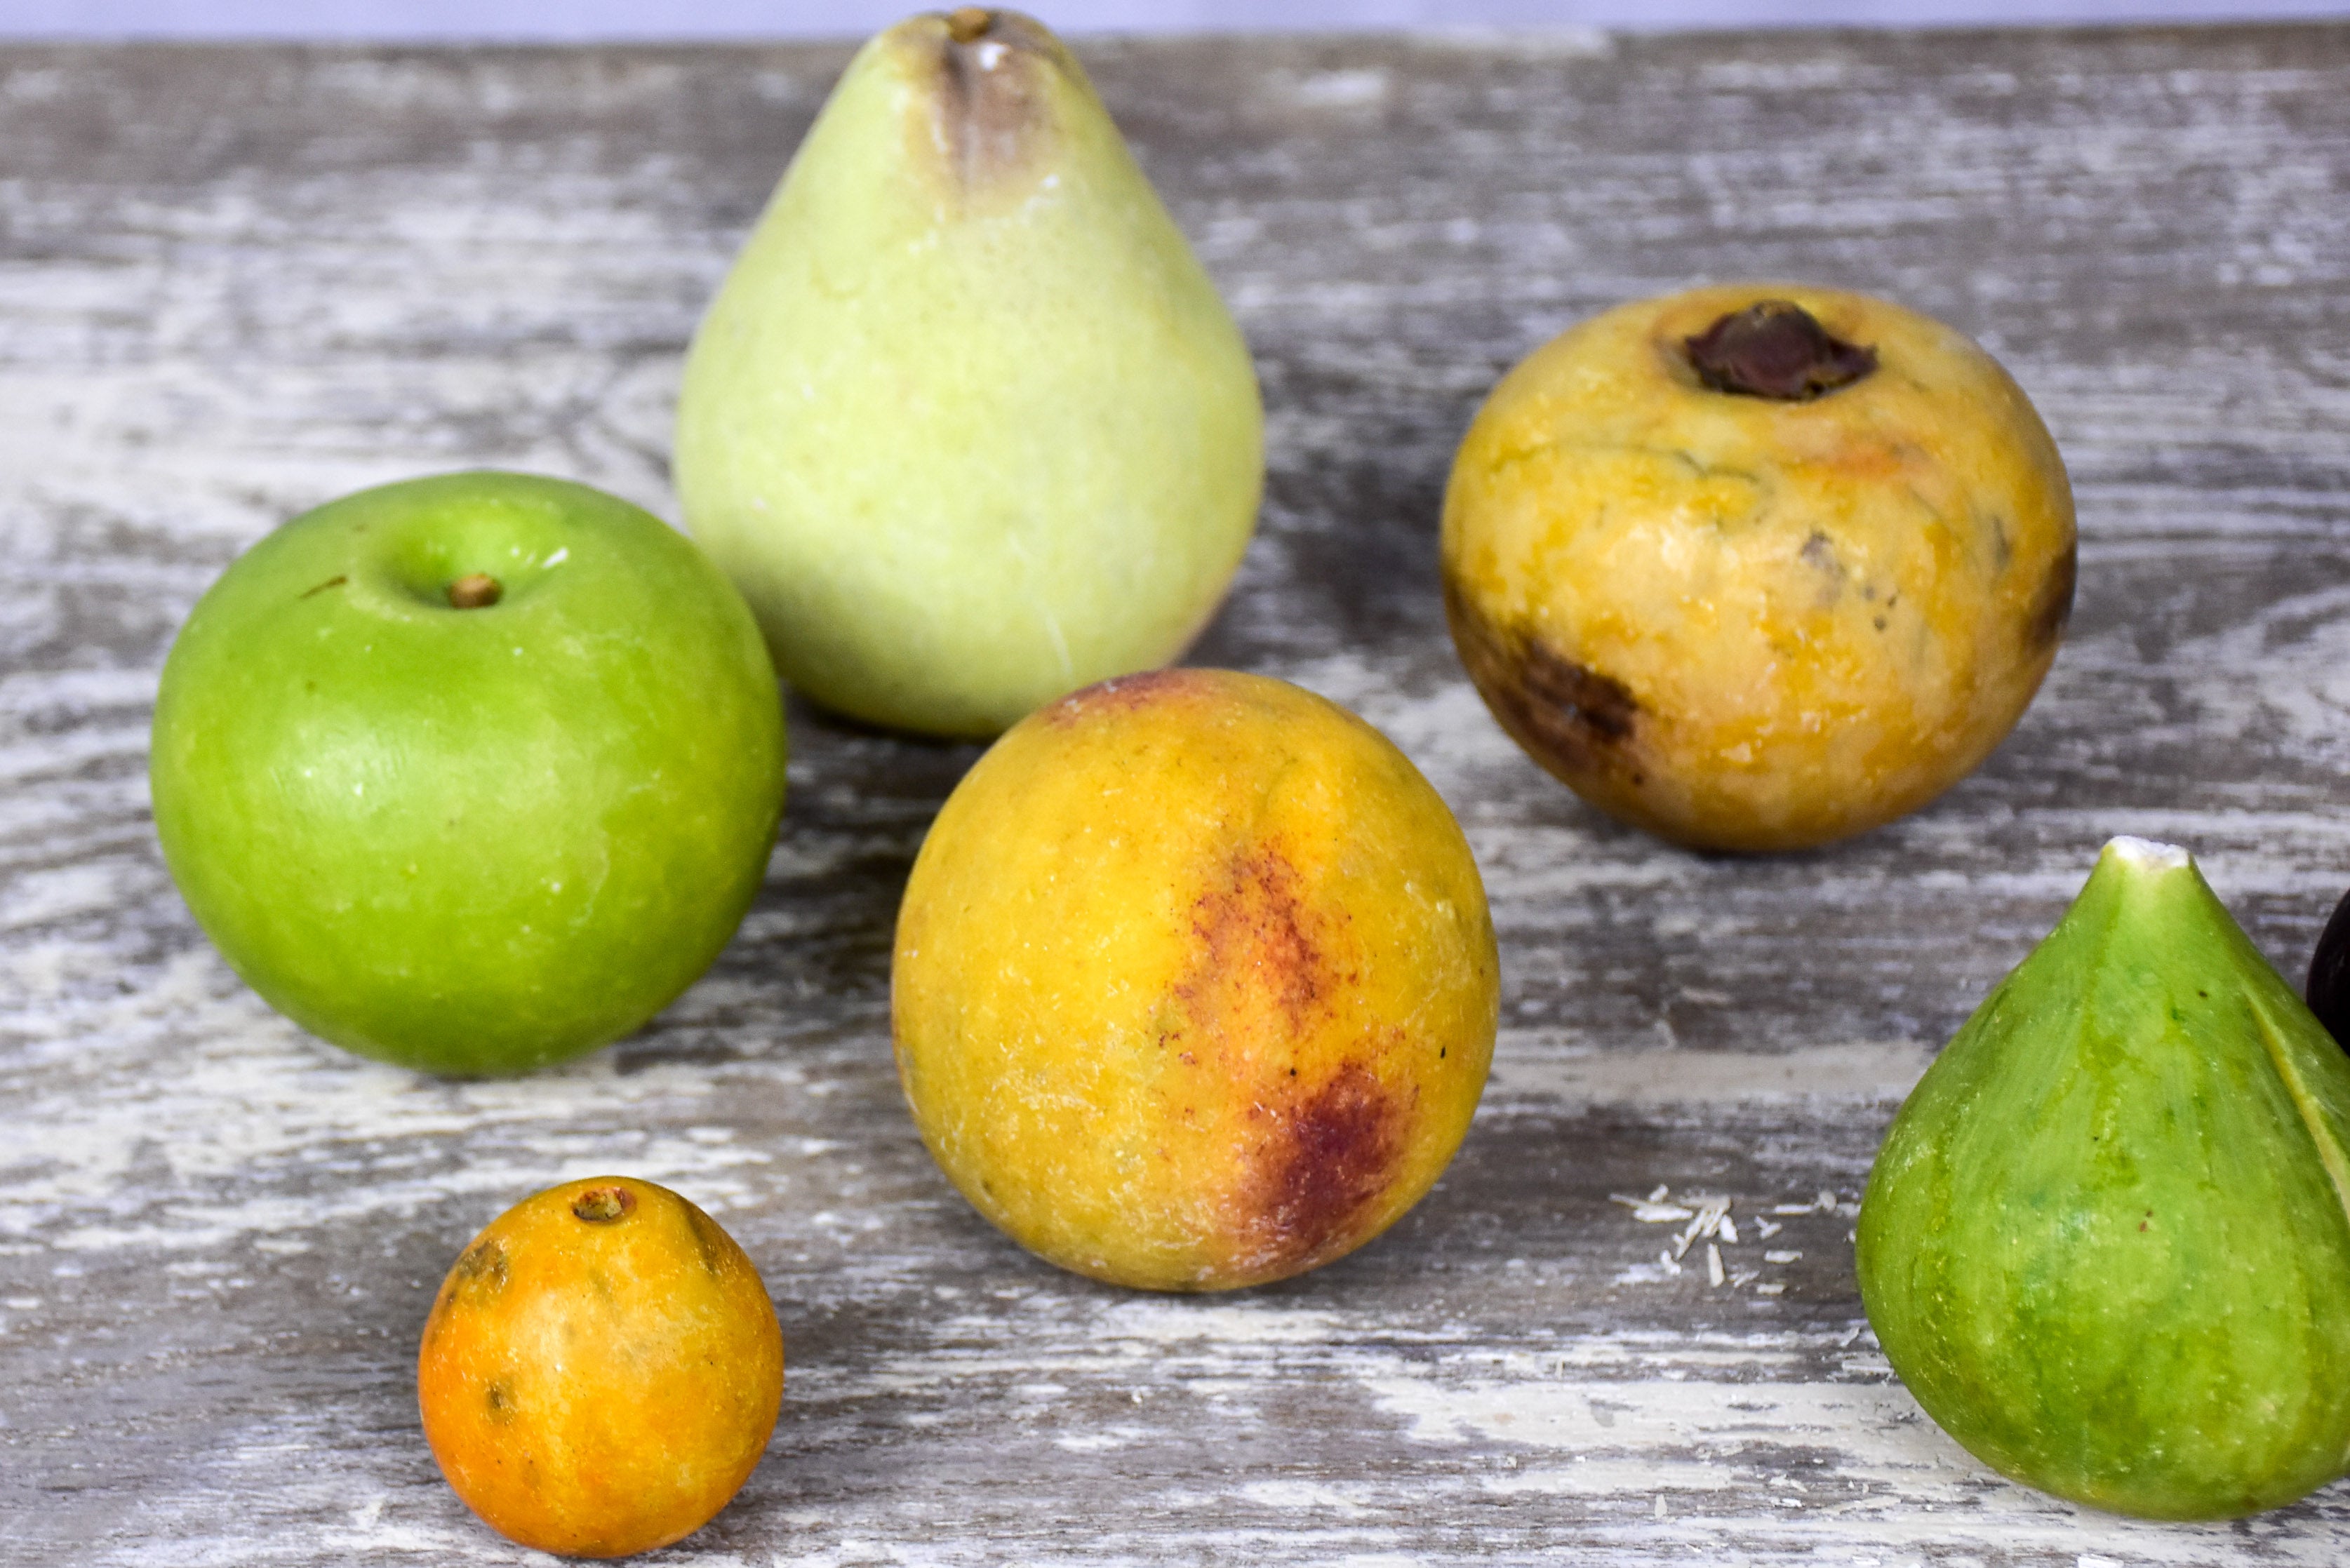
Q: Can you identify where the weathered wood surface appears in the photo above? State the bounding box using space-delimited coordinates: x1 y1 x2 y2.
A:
7 22 2350 1564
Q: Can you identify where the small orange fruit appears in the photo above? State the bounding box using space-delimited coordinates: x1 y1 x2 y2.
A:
418 1176 784 1557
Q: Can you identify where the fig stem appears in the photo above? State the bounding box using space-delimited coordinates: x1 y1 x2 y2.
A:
2104 835 2191 873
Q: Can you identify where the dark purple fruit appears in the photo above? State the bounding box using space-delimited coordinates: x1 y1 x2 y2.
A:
2305 887 2350 1050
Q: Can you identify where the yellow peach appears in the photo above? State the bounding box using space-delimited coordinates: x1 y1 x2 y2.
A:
1442 283 2076 852
892 669 1499 1292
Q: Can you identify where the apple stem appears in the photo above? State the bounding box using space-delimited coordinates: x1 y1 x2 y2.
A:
447 574 503 610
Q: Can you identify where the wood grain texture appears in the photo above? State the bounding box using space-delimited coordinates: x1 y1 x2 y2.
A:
6 22 2350 1564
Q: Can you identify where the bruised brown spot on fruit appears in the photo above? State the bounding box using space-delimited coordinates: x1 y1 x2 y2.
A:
1044 667 1213 727
930 6 1057 194
300 574 347 599
1246 1062 1406 1268
424 1285 458 1345
683 1205 729 1276
2027 549 2077 650
446 573 502 610
1799 530 1846 608
571 1186 636 1224
1444 576 1642 784
484 1378 518 1425
1684 301 1877 402
1513 645 1643 784
455 1237 508 1292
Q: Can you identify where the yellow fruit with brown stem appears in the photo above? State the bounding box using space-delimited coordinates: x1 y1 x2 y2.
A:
893 669 1500 1292
418 1177 783 1557
1442 283 2076 852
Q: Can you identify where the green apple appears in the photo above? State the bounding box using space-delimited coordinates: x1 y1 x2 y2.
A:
149 472 787 1076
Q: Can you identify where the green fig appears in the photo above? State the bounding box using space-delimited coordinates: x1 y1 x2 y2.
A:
1857 836 2350 1518
674 8 1264 739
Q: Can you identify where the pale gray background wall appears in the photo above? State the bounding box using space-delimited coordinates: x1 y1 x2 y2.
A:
7 0 2347 37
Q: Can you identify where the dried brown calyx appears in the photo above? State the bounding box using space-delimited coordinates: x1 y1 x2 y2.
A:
446 573 502 609
571 1186 636 1224
1684 300 1878 401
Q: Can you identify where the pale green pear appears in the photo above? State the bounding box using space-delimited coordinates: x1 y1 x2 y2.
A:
674 8 1263 738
